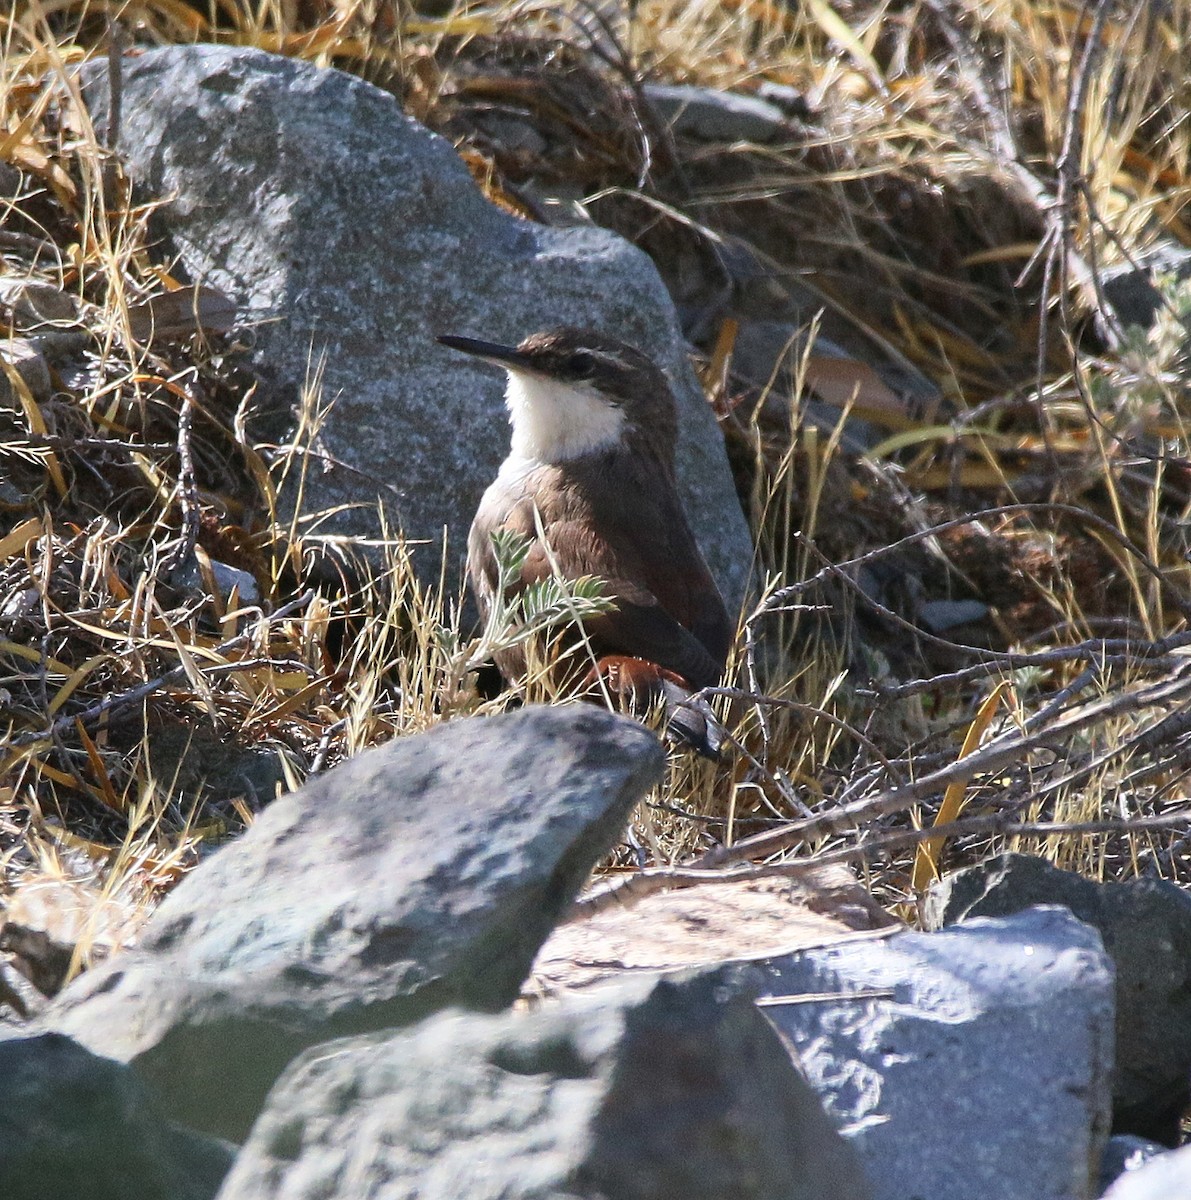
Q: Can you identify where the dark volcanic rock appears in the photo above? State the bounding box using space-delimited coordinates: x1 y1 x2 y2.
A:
924 851 1191 1143
0 1031 234 1200
45 706 664 1140
217 969 871 1200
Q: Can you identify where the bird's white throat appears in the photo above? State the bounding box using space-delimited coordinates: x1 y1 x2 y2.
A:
505 371 625 463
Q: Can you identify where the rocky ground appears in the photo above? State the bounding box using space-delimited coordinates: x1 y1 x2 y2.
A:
6 701 1191 1198
3 3 1191 1197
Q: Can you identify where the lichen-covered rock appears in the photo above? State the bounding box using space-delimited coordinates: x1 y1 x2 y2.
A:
46 706 664 1139
756 907 1114 1200
925 851 1191 1143
217 969 871 1200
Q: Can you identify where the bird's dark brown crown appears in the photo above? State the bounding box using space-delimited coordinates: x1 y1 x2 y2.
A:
515 327 679 452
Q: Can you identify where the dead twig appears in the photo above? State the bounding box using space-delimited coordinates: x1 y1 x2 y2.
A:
3 590 316 753
572 810 1191 919
161 375 199 576
757 502 1191 638
694 661 1191 870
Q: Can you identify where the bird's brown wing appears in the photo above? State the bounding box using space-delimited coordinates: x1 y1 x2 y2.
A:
582 455 733 684
526 528 725 688
468 457 732 689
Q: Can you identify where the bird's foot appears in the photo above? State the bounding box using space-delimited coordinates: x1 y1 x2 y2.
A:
585 656 725 760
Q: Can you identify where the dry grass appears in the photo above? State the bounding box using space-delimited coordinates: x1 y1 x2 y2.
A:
3 0 1191 991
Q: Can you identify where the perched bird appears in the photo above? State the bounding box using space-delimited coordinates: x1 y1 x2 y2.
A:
438 326 733 756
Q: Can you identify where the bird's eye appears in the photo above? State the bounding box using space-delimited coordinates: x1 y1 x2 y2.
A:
567 351 596 378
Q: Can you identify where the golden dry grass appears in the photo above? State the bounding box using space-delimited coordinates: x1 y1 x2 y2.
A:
2 0 1191 985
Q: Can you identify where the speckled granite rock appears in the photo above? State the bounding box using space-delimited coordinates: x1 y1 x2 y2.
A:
45 706 664 1140
82 46 752 608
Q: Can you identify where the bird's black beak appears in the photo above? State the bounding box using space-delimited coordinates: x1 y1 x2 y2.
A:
437 334 532 372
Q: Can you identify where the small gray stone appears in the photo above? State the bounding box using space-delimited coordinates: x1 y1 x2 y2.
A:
0 276 78 330
0 478 28 506
216 969 872 1200
144 722 288 811
0 1031 234 1200
753 80 813 119
171 557 260 608
45 705 664 1139
0 586 40 622
1100 1143 1191 1199
756 908 1115 1200
918 597 990 633
727 318 941 451
0 161 23 197
0 337 52 405
727 321 878 449
471 112 548 157
24 329 90 364
82 47 753 609
0 960 42 1021
1099 1135 1168 1194
728 318 822 391
924 852 1191 1143
644 83 790 144
1100 242 1191 331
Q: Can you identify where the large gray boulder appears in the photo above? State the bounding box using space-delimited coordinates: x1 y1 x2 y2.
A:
82 45 752 607
756 907 1115 1200
924 852 1191 1143
0 1031 234 1200
216 969 872 1200
44 705 664 1140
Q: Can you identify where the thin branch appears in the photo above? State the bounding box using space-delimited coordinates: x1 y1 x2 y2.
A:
3 591 316 752
572 810 1191 919
868 637 1188 701
162 376 199 575
699 685 907 789
105 17 125 153
756 502 1191 634
693 662 1191 870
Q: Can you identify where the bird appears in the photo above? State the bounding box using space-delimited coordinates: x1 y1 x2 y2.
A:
438 325 733 757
